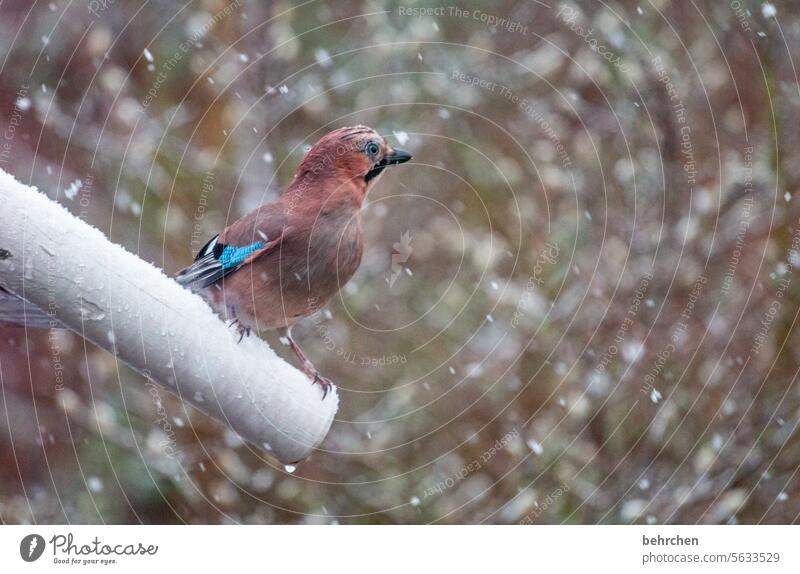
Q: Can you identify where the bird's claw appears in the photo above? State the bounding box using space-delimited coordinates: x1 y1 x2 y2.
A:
311 372 334 400
227 315 251 343
236 325 251 343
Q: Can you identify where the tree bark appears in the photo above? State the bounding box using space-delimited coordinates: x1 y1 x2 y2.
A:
0 169 337 464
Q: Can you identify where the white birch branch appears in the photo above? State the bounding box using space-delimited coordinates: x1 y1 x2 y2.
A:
0 168 338 464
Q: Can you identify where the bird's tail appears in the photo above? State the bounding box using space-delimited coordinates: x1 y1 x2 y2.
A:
0 286 62 329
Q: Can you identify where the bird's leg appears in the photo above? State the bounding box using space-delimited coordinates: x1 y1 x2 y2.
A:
281 326 311 364
227 306 239 330
280 326 333 399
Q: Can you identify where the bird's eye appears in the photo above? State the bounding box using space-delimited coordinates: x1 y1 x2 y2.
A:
365 141 381 157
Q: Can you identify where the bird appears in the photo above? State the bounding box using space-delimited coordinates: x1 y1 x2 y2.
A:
175 125 412 398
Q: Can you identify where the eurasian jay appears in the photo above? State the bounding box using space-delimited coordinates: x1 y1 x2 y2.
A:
175 126 412 398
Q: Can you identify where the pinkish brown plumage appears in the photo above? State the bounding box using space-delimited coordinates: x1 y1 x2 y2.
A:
175 126 412 397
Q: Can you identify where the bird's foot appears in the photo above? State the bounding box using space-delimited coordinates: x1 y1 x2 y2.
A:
284 328 333 399
310 371 334 400
227 310 251 343
231 320 251 343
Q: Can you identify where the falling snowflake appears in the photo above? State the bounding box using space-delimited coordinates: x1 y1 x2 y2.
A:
314 47 332 68
64 179 82 200
650 388 662 403
623 341 644 363
87 476 104 493
527 439 544 455
393 130 410 145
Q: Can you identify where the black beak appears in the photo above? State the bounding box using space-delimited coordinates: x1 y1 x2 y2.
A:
382 148 412 166
365 148 412 183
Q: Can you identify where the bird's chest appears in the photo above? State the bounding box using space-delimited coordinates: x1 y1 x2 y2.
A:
315 221 363 288
292 213 363 298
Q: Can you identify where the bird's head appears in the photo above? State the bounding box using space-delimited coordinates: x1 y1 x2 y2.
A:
290 125 412 204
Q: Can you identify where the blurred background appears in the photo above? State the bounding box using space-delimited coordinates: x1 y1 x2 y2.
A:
1 0 799 524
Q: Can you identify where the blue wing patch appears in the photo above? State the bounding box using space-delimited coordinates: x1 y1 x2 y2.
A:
176 236 266 289
219 242 265 269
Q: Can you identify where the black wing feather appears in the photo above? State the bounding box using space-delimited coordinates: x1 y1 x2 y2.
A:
175 235 232 289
